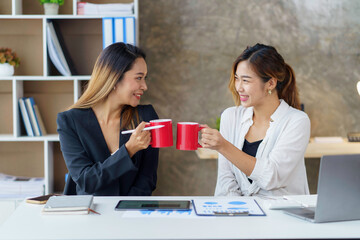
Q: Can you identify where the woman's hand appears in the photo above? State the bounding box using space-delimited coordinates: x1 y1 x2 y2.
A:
200 124 226 151
125 122 151 157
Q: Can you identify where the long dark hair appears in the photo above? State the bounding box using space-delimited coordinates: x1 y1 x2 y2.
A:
70 43 146 129
228 43 300 109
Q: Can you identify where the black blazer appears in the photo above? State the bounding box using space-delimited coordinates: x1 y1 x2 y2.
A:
57 105 159 196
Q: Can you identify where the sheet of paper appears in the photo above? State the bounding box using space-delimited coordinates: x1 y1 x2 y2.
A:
193 198 265 216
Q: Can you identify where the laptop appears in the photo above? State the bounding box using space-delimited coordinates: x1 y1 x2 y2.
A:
283 154 360 223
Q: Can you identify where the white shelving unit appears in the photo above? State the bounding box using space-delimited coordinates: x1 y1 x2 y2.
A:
0 0 138 196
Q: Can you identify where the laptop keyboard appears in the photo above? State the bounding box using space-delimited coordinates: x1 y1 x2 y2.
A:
284 208 315 220
301 209 315 219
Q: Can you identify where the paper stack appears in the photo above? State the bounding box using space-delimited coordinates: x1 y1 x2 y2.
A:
0 173 44 198
77 2 134 15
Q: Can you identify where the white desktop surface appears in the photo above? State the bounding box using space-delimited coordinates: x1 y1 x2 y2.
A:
0 196 359 239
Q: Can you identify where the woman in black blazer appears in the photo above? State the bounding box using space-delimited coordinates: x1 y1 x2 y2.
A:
57 43 159 196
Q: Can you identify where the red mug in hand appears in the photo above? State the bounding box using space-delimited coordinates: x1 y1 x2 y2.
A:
149 119 173 148
176 122 204 151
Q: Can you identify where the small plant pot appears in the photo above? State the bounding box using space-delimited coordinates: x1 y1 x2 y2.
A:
44 3 59 15
0 63 15 76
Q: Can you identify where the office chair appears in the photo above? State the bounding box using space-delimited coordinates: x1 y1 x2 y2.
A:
63 173 77 195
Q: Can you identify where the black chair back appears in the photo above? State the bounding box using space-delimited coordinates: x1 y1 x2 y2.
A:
63 174 77 195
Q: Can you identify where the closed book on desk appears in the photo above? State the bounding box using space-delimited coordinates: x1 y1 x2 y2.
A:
42 195 93 215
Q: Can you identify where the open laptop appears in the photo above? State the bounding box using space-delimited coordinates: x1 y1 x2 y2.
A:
283 154 360 223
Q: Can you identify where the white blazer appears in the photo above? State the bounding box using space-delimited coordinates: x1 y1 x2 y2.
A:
214 100 310 196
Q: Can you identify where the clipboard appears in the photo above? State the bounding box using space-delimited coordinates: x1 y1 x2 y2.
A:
192 198 266 216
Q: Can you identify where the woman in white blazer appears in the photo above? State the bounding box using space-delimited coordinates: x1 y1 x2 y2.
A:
201 43 310 196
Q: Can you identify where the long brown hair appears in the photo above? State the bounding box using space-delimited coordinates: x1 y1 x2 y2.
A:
228 43 300 109
69 43 146 129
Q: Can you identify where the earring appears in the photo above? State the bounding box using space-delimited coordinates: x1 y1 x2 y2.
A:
113 86 116 90
268 89 272 95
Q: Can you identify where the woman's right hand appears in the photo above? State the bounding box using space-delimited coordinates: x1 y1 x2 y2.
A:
200 124 227 151
125 122 151 157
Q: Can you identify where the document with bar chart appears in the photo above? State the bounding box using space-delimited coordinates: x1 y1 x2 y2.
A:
192 198 265 216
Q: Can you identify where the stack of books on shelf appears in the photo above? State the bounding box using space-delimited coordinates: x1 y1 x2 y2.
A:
77 2 134 15
18 97 47 137
0 173 44 198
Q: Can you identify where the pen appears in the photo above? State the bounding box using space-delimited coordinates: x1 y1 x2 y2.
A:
121 125 164 134
88 208 101 215
213 211 249 216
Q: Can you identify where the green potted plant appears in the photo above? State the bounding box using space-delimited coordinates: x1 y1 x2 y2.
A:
215 116 220 131
38 0 65 15
0 48 20 76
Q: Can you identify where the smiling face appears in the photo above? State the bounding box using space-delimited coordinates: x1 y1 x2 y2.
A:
235 60 270 108
113 57 148 107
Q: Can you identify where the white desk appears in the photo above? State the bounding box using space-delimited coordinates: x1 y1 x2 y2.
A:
0 196 359 239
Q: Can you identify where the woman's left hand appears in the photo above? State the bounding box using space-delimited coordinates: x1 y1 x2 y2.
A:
200 124 226 151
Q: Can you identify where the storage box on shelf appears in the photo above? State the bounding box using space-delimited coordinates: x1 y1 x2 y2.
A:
0 0 138 198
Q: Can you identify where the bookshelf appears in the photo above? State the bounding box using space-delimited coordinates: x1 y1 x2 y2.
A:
0 0 139 196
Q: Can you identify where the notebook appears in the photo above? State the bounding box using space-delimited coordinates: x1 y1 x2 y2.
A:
42 195 93 215
283 154 360 223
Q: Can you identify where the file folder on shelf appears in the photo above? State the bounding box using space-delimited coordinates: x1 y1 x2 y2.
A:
46 20 77 76
114 17 124 43
124 17 135 45
102 17 136 49
102 17 114 49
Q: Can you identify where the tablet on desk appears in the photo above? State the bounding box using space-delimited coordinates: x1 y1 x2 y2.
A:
115 200 191 211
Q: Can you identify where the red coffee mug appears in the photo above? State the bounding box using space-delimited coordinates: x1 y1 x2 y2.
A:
176 122 204 151
149 119 173 148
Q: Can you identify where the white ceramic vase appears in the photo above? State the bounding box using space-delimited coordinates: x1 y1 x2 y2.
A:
44 3 59 15
0 63 15 76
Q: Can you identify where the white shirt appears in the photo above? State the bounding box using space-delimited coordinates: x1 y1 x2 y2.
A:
214 100 310 197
